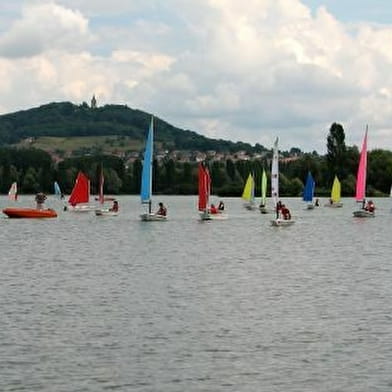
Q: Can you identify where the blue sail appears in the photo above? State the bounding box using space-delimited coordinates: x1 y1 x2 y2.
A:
303 172 315 202
140 117 154 204
54 181 62 198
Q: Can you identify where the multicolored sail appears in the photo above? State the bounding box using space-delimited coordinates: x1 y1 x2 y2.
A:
355 128 368 202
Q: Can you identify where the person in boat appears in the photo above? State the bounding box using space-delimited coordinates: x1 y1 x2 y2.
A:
315 198 319 207
218 201 225 211
281 204 291 220
210 204 218 214
365 200 375 212
157 202 167 216
35 192 47 210
110 200 119 212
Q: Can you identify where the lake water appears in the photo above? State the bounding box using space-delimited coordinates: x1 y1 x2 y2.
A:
1 195 392 391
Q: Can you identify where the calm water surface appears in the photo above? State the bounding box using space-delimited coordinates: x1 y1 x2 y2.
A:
1 196 392 391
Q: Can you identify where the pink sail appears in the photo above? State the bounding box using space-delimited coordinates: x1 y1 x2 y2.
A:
355 128 368 202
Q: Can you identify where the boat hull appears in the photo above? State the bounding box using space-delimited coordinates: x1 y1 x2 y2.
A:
353 210 375 218
66 204 96 212
140 213 167 221
270 218 295 227
306 203 315 210
3 207 57 218
325 202 343 208
199 211 228 221
95 209 118 216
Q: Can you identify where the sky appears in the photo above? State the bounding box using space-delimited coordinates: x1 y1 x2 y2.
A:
1 0 392 153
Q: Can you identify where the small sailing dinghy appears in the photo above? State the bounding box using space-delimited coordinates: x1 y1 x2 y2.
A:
353 127 375 218
259 169 269 214
140 117 167 221
324 175 343 207
303 172 315 209
242 173 256 210
198 162 227 221
67 171 96 212
269 137 295 227
95 166 119 216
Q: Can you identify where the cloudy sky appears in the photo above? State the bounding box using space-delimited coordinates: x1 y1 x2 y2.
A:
1 0 392 153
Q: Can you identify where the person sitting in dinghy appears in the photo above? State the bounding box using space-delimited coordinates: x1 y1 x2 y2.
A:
110 200 119 212
210 204 218 214
281 204 291 220
365 200 375 213
157 202 167 216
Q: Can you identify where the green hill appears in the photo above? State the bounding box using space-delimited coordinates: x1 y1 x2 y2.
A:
0 101 265 155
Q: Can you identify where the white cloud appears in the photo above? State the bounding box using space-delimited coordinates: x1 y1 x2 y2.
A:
1 0 392 152
0 2 91 57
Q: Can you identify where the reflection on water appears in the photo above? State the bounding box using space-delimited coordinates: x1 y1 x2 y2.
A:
1 196 392 391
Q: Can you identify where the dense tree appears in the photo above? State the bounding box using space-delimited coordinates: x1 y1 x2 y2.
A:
326 122 347 182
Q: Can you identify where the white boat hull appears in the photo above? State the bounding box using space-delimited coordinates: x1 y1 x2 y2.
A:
244 203 256 211
259 206 269 214
66 204 97 212
353 210 375 218
324 202 343 208
306 203 315 210
270 218 295 227
140 213 167 221
199 211 228 221
95 209 118 216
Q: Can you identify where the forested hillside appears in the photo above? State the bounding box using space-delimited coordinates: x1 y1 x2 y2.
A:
0 101 265 154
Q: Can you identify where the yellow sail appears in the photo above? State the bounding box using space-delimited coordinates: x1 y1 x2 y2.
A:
331 176 341 203
242 173 255 202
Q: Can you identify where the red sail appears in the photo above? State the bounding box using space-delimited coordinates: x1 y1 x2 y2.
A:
68 172 90 206
198 163 210 211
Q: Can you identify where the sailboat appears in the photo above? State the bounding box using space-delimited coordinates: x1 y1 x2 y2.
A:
140 117 167 221
198 162 227 220
242 173 256 210
324 175 343 207
270 137 294 226
67 171 95 212
95 166 118 216
259 168 269 214
303 172 315 209
353 127 375 217
8 182 18 201
3 182 57 218
54 181 64 199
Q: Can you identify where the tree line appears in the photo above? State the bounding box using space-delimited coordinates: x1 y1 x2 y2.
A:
1 123 392 197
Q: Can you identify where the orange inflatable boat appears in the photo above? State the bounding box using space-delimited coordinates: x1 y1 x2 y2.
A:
2 207 58 218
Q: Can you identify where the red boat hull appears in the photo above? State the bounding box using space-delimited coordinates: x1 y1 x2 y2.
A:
2 207 57 218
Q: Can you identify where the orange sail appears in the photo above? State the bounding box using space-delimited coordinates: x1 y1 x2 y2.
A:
68 172 90 206
198 163 210 211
